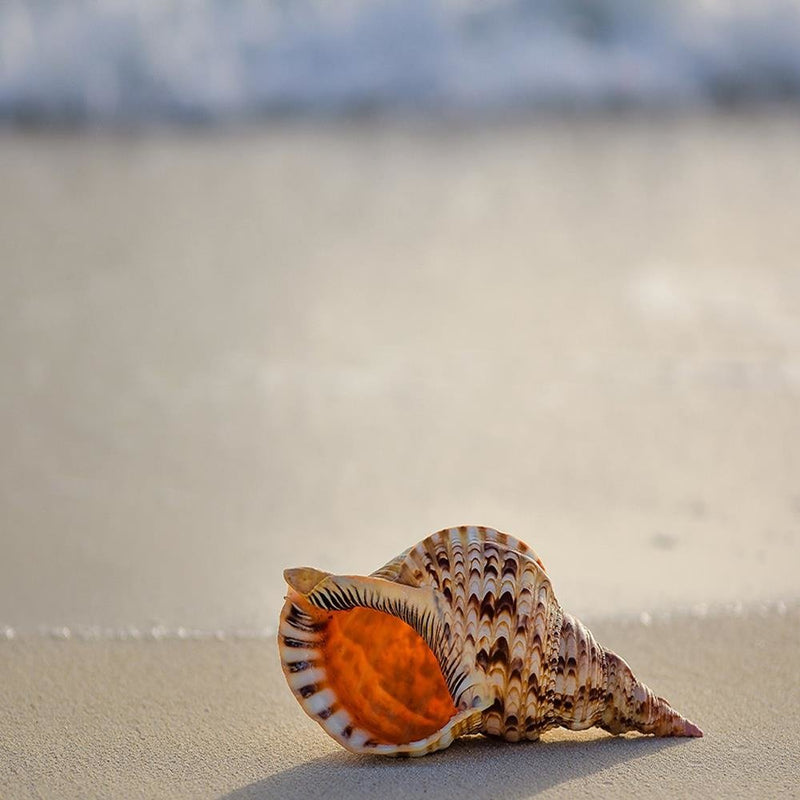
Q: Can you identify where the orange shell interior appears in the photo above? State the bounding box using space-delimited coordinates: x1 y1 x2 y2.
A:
301 599 457 745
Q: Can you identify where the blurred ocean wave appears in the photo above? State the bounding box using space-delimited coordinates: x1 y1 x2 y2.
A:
3 0 800 123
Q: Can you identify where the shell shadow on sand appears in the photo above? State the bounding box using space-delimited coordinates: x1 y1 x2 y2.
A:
219 733 687 800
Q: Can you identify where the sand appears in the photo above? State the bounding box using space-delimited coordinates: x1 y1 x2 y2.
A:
2 609 798 800
1 112 800 798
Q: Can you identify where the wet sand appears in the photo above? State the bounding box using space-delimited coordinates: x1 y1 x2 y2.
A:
2 114 800 633
2 609 798 799
1 113 799 797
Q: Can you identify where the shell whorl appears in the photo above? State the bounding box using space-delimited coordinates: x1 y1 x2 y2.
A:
278 525 702 756
377 526 563 739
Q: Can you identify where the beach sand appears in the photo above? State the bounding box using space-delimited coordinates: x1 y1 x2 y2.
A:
1 113 799 797
2 609 798 799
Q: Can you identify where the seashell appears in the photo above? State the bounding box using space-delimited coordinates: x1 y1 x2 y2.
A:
278 526 702 756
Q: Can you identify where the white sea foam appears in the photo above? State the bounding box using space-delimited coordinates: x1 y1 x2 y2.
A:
0 624 276 641
2 0 800 123
579 598 799 628
1 600 796 641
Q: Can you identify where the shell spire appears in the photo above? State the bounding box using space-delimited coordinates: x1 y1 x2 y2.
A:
278 526 702 756
601 648 703 737
553 611 702 737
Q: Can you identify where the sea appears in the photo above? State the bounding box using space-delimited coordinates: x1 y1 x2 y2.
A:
2 0 800 123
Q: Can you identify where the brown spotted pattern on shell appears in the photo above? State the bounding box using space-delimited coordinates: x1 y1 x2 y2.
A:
278 526 702 756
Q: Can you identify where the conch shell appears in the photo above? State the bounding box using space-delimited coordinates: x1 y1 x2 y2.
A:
278 526 702 756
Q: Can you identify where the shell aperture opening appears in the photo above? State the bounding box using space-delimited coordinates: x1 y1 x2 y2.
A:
282 593 457 748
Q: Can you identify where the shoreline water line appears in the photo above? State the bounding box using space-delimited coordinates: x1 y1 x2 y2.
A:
2 598 795 642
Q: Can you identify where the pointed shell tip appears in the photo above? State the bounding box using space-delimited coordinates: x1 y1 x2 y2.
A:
684 720 703 738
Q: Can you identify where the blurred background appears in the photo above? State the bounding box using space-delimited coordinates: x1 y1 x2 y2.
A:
1 0 799 638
